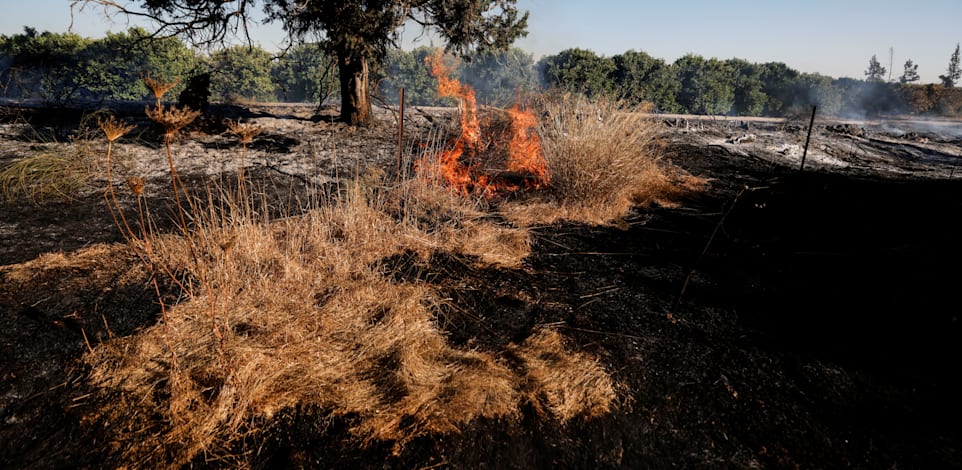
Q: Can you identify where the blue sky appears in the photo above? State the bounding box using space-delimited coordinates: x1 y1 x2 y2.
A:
2 0 961 83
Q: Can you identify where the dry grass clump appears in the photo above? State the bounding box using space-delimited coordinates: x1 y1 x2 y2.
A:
382 177 531 267
0 149 95 203
83 170 612 466
514 328 619 422
502 92 704 225
1 112 131 204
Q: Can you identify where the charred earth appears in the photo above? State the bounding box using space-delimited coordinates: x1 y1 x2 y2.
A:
2 104 961 468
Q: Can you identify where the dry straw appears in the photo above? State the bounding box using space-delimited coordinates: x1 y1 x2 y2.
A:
501 92 704 225
84 166 618 465
79 86 713 468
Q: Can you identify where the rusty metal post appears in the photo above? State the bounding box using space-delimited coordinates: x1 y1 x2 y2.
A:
800 105 816 172
397 87 405 179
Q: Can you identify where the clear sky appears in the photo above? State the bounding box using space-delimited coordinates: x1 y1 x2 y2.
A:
2 0 961 84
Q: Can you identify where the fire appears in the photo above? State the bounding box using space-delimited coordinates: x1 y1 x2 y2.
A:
419 50 549 197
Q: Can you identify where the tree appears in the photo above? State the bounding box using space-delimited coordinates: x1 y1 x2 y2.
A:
74 1 529 125
0 27 92 103
1 26 195 102
727 58 767 116
459 47 536 107
796 73 842 116
865 54 886 83
208 45 277 102
538 48 615 98
900 59 920 84
939 44 961 88
759 61 801 116
673 54 734 115
83 27 196 101
376 46 443 106
888 46 894 82
272 43 336 103
611 49 680 112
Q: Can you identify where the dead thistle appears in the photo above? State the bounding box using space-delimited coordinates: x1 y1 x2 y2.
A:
227 120 263 145
98 116 135 142
146 105 200 138
126 176 145 196
143 72 181 105
100 115 137 242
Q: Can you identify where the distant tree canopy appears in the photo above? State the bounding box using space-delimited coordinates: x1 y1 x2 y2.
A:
5 26 962 119
900 60 921 84
72 0 530 126
865 54 886 83
538 48 616 98
0 26 194 103
208 46 277 103
611 49 679 112
939 44 961 88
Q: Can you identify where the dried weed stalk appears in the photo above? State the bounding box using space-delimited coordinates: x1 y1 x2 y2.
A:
98 116 137 240
142 71 180 105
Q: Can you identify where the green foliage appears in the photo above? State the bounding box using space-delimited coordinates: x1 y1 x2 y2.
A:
834 77 901 116
727 58 767 116
900 60 920 84
376 46 442 106
538 48 615 98
263 0 530 123
272 43 337 103
459 47 537 107
759 62 800 116
939 44 961 88
611 50 679 112
208 45 277 102
0 26 195 103
376 46 536 107
865 54 886 83
673 54 734 115
0 28 92 103
82 27 196 100
795 73 842 116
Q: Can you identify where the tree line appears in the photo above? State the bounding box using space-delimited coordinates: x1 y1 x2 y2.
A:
4 26 962 118
0 27 334 105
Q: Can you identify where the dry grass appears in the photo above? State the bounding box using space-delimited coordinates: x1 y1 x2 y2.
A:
502 92 704 226
0 149 95 203
0 112 118 204
514 328 620 422
82 168 612 465
33 88 710 466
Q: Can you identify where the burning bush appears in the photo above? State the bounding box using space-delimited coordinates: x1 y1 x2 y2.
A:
502 92 705 225
414 51 701 224
416 51 550 197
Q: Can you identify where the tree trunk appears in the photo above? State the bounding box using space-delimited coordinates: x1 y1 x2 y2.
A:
337 50 372 126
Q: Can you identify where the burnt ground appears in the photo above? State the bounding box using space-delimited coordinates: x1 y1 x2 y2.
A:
2 105 962 468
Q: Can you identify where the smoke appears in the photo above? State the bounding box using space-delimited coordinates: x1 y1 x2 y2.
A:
874 119 962 140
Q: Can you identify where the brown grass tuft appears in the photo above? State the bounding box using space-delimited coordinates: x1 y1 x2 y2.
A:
514 328 619 422
0 149 94 203
501 92 704 226
71 89 711 465
82 169 612 465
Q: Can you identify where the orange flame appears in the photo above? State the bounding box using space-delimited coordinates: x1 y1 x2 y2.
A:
419 50 549 197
